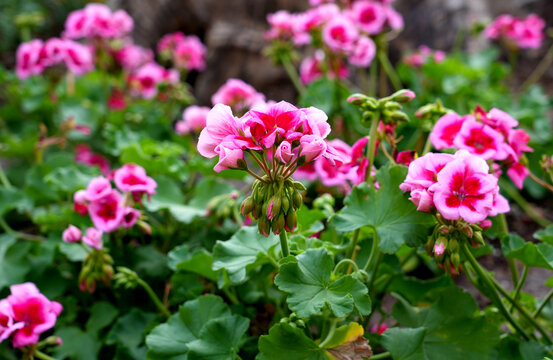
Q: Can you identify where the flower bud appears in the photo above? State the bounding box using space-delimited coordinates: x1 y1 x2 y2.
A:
267 195 282 220
241 196 254 216
292 190 303 210
391 89 416 103
62 225 82 243
282 196 290 214
473 231 485 246
285 211 297 233
272 214 285 235
450 253 461 270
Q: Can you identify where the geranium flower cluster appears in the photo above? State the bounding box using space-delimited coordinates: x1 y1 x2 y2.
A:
429 106 533 188
265 1 403 84
296 137 369 193
16 38 94 79
71 164 157 245
402 45 445 68
63 3 133 39
75 144 111 175
114 40 154 72
484 14 545 49
400 150 509 224
127 62 180 99
157 32 207 72
0 283 62 348
197 101 343 235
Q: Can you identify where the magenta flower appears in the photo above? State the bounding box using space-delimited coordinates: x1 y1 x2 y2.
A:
429 113 467 150
63 4 133 39
211 79 266 113
322 15 359 53
174 35 206 72
349 36 376 67
62 225 82 243
41 38 66 67
15 40 44 79
198 104 244 158
213 143 244 173
453 118 506 160
349 1 386 35
63 40 94 76
299 51 349 85
299 135 327 163
115 42 154 71
87 190 125 232
485 13 545 49
0 300 23 344
75 144 110 174
128 62 179 99
4 283 62 348
113 163 157 199
82 227 103 250
122 207 140 229
84 176 112 202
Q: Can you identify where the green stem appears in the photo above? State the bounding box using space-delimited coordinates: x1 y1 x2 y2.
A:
367 251 384 290
377 50 402 91
363 231 379 273
520 43 553 92
279 231 290 258
34 350 58 360
534 288 553 319
318 319 338 348
0 216 44 242
346 229 360 259
422 134 433 155
497 212 519 287
232 207 244 227
490 276 553 344
365 113 380 182
461 243 531 340
137 278 171 318
223 287 240 305
369 55 378 97
0 164 12 189
281 54 306 95
510 265 529 313
499 178 552 227
371 352 392 360
334 259 359 275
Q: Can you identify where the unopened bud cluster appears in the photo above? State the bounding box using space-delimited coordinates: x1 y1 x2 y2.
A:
79 249 114 293
206 191 240 221
241 177 305 236
415 99 453 132
348 89 415 125
426 216 485 274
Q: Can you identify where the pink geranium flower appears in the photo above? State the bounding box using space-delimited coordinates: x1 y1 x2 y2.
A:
429 113 467 150
0 300 23 344
5 283 62 348
349 1 386 35
299 135 327 163
122 208 140 229
115 42 154 71
300 50 349 85
176 105 210 135
348 35 376 67
322 15 359 52
15 40 44 79
63 40 94 76
213 143 244 173
173 35 206 71
453 118 506 160
62 225 82 243
84 176 112 202
75 145 111 174
113 163 157 199
211 79 266 113
87 190 125 232
82 227 103 250
197 104 244 158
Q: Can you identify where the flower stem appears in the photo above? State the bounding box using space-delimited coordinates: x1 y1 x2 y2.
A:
422 134 433 155
371 352 392 360
461 243 531 340
534 288 553 319
0 216 44 242
510 265 528 313
334 258 359 275
279 231 290 258
379 142 396 163
497 212 519 286
318 318 338 348
223 287 240 305
499 178 552 227
137 278 171 318
363 231 379 274
520 43 553 92
365 113 380 182
528 170 553 194
369 55 379 97
0 164 12 189
281 54 306 95
377 49 402 91
34 350 58 360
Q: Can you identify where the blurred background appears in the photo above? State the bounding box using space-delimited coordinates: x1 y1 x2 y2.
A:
2 0 552 104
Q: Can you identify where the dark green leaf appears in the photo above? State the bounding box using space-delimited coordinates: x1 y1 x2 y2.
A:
501 234 553 270
0 235 32 290
187 315 249 360
257 323 331 360
53 327 100 360
168 245 219 282
86 301 119 334
0 187 32 216
534 225 553 245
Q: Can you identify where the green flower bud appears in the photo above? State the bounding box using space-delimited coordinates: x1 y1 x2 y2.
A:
390 89 416 103
267 195 282 220
282 196 290 214
292 190 303 210
450 253 461 270
473 231 485 246
241 196 254 216
285 211 297 233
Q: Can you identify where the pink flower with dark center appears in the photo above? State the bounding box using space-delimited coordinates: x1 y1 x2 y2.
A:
63 40 94 76
128 62 178 99
429 113 467 150
87 190 125 232
6 283 62 348
82 227 103 249
84 176 112 202
63 9 89 39
62 225 82 243
349 35 376 67
479 107 518 134
453 118 506 160
515 14 545 49
244 101 301 148
0 300 23 344
16 40 44 79
349 1 386 35
322 15 359 53
113 164 157 198
197 104 244 158
41 38 66 67
122 207 140 229
399 152 454 192
507 162 529 189
173 35 206 71
74 145 111 174
431 151 501 223
300 50 349 85
211 79 266 113
508 129 533 158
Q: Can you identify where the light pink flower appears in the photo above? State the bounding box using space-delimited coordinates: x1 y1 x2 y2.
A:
87 190 125 232
84 176 112 202
508 129 533 158
429 113 466 150
481 107 518 134
6 283 62 348
15 40 44 79
399 152 455 192
299 50 349 85
434 241 446 256
265 10 296 41
110 10 134 38
383 4 404 30
431 151 501 223
128 62 178 99
177 105 210 135
453 118 506 160
82 227 103 250
299 135 327 163
63 40 94 76
115 42 154 71
349 1 386 35
113 163 157 198
275 141 296 164
173 35 206 71
62 225 82 243
322 15 359 53
211 78 266 113
213 143 244 173
197 104 243 158
349 36 376 67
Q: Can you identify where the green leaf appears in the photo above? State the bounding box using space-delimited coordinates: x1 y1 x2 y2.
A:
275 248 371 318
86 301 119 334
0 187 32 216
501 234 553 270
534 225 553 245
146 295 248 360
168 245 219 282
382 287 500 360
0 234 32 290
58 242 88 262
106 308 156 350
187 315 249 360
257 323 331 360
333 165 434 253
145 176 204 224
188 178 236 209
212 227 279 285
53 327 100 360
491 336 552 360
